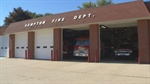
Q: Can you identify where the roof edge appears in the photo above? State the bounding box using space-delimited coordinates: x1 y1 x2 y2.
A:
7 0 146 25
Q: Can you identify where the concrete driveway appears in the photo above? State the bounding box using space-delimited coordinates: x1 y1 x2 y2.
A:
0 58 150 84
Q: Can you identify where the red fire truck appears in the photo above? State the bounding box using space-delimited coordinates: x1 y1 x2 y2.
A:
73 37 89 57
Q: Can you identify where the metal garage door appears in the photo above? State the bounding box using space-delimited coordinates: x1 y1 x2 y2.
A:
35 29 53 60
0 36 3 56
0 35 9 57
15 32 27 58
0 36 2 56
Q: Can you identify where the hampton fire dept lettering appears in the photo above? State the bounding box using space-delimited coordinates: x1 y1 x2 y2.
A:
24 21 46 27
73 13 94 20
24 13 95 26
51 13 95 23
52 17 65 23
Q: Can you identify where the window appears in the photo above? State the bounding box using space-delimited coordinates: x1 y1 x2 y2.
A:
50 46 53 48
76 41 82 46
75 40 89 46
83 40 90 46
36 46 40 48
43 46 47 48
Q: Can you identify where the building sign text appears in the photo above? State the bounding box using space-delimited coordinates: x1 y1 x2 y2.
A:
73 13 94 20
24 21 46 27
24 13 95 27
52 17 65 23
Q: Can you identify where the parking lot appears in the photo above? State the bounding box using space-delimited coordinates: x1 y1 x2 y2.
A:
0 58 150 84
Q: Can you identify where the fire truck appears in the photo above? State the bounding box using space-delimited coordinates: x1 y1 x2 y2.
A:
73 37 89 57
63 37 89 57
63 29 89 57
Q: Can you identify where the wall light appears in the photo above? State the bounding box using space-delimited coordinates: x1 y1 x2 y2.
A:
100 25 107 29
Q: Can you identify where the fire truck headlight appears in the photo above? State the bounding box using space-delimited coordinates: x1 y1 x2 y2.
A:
114 50 117 53
130 50 132 53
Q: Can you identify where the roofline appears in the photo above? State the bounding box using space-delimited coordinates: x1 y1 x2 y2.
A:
4 0 150 34
8 0 144 24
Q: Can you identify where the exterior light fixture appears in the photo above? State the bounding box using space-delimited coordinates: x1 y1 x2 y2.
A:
100 25 107 29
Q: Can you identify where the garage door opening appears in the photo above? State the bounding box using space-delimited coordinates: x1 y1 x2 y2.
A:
15 32 27 58
0 35 9 57
34 29 53 60
63 29 89 62
100 26 138 63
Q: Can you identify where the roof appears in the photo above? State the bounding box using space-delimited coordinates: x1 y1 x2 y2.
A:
4 0 150 34
0 26 7 35
145 1 150 12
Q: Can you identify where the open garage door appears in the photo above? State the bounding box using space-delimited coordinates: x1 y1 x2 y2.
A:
34 29 53 60
63 29 89 61
0 35 9 57
15 32 27 58
100 26 138 63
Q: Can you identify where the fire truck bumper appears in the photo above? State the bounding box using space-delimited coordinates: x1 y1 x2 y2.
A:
74 53 88 57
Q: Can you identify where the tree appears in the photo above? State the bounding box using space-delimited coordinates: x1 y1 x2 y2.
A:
30 12 43 18
96 0 114 6
4 7 32 25
78 0 114 9
44 13 53 16
78 1 96 9
3 7 53 26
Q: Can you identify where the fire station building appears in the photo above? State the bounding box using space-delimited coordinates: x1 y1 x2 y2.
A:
0 1 150 64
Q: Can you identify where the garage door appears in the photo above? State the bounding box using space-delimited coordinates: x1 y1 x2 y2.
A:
35 29 53 60
0 35 9 57
0 36 1 56
15 32 27 58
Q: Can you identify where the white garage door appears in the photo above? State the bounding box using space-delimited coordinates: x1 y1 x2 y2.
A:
0 35 9 57
0 36 2 57
35 29 53 60
15 32 27 58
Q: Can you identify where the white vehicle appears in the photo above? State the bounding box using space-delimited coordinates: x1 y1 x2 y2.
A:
114 44 134 59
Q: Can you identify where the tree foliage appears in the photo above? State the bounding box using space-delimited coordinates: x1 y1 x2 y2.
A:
44 13 53 16
4 7 32 25
78 1 96 9
4 7 53 25
30 12 43 18
96 0 114 6
78 0 114 9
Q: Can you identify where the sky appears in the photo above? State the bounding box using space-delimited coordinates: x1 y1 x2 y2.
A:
0 0 149 26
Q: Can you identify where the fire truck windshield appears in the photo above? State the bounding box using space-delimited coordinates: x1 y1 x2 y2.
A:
76 40 89 46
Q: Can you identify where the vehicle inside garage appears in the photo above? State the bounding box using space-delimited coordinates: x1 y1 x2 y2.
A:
63 29 89 61
100 26 138 62
62 26 138 63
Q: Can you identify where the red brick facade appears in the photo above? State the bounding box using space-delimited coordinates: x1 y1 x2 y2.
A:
28 32 35 59
54 28 62 61
138 20 150 64
89 24 100 62
9 34 15 58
